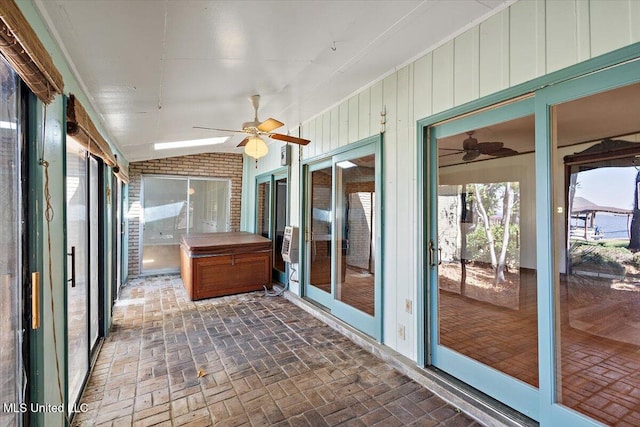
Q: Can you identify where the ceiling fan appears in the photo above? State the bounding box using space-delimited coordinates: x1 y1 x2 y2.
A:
194 94 310 160
440 131 518 162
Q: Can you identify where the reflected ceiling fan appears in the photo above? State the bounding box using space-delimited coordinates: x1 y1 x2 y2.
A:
194 94 310 160
440 131 518 161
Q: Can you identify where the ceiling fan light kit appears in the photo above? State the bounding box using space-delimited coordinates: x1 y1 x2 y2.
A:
244 135 268 159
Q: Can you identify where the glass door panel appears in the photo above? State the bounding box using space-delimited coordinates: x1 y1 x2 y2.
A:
142 176 232 274
335 155 376 316
256 173 289 284
431 107 539 418
307 165 333 302
0 58 20 427
303 139 381 339
256 180 270 238
66 138 89 410
89 157 99 349
188 179 230 234
141 176 187 273
274 177 288 282
552 80 640 426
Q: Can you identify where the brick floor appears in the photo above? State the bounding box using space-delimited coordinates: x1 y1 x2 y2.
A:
72 275 482 427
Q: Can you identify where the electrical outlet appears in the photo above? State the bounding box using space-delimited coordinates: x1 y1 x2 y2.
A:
398 324 405 340
405 299 412 314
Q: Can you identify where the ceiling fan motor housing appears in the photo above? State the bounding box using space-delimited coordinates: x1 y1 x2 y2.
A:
463 133 479 150
241 94 262 131
241 120 261 131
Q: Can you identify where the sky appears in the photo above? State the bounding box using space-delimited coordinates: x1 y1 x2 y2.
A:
574 166 637 210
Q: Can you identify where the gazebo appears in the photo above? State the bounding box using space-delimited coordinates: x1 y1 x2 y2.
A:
570 196 632 240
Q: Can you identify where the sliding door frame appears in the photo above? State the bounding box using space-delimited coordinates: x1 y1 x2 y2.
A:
255 167 290 284
300 135 383 340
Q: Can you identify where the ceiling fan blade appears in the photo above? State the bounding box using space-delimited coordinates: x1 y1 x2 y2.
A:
237 137 250 147
492 147 518 157
268 133 311 146
463 151 481 161
477 141 504 154
193 126 246 134
257 118 284 133
439 147 466 152
439 151 465 158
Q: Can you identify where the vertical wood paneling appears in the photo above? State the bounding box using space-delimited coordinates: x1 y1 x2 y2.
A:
407 63 416 356
546 0 579 73
348 96 359 144
509 0 545 86
479 9 509 97
576 0 591 62
382 73 398 347
322 111 331 155
301 122 311 160
590 0 633 57
338 100 349 148
314 116 323 155
329 107 339 152
370 81 383 136
308 118 317 158
396 66 410 133
310 116 319 155
454 27 480 106
432 40 454 114
358 89 371 140
632 0 640 43
395 65 413 355
413 53 432 121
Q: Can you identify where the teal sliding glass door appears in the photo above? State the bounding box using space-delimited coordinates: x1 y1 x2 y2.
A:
256 169 289 284
428 99 540 419
303 136 382 340
65 138 91 413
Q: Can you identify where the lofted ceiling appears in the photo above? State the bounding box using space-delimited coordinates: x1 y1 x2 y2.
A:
35 0 514 162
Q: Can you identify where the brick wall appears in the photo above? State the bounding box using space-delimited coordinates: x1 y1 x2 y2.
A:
127 153 243 277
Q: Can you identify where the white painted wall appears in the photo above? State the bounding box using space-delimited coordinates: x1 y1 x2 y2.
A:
241 0 640 361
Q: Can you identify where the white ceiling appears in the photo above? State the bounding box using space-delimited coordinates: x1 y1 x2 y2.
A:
35 0 514 162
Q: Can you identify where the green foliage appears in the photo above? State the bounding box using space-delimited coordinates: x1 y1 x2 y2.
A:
570 241 640 275
464 182 520 268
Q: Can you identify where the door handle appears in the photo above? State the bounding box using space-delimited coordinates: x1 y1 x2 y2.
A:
68 246 76 288
429 241 435 269
428 240 441 269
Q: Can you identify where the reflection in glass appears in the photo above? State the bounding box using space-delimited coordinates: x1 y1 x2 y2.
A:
141 176 231 273
274 178 287 274
257 181 270 238
335 155 376 316
89 157 100 349
66 138 89 409
0 57 19 427
188 179 230 234
554 82 640 425
309 167 333 293
141 176 187 272
437 116 538 387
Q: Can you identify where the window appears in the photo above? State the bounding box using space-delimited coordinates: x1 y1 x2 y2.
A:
141 176 230 273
